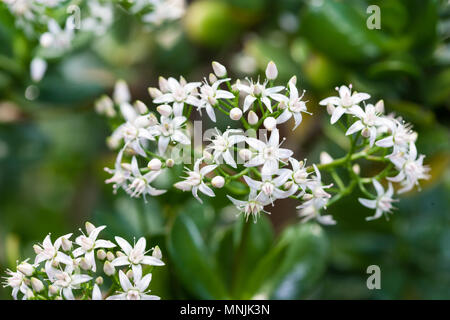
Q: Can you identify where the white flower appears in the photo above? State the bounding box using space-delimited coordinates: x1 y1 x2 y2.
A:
297 197 336 225
174 159 217 203
196 78 234 122
52 264 92 300
288 158 311 192
72 225 116 272
245 129 293 175
227 189 271 222
236 79 285 113
207 129 245 168
212 61 227 78
358 180 396 221
275 81 310 130
107 269 160 300
243 169 295 204
153 77 201 117
82 0 114 36
387 143 430 193
111 237 164 276
40 19 74 54
304 165 332 200
34 233 73 277
376 119 417 155
319 85 370 124
346 103 383 146
2 269 29 300
142 0 185 26
125 157 166 199
104 148 132 193
150 116 190 155
265 61 278 80
30 57 47 82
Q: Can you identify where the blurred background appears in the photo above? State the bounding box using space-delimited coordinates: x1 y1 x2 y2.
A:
0 0 449 299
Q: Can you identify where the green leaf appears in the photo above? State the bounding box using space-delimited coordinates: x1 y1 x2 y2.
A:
167 214 229 299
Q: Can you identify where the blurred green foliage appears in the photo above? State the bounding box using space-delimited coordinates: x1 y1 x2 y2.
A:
1 0 449 299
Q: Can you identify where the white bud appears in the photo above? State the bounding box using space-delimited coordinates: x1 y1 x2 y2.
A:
106 251 115 261
30 57 47 82
40 33 53 48
247 111 259 125
116 251 125 257
148 87 162 99
31 277 44 292
134 100 148 114
51 260 59 268
61 237 72 251
148 158 162 171
361 127 370 138
303 193 313 201
211 176 225 188
212 61 227 78
265 61 278 80
152 246 162 260
166 158 175 168
113 80 130 104
375 99 384 114
284 181 294 190
126 270 134 279
103 261 115 276
85 222 96 235
320 151 333 165
263 117 277 131
158 76 170 93
49 285 58 296
239 149 252 161
148 113 158 126
209 73 217 84
95 95 116 118
352 164 361 175
230 108 243 120
157 104 172 117
17 262 34 276
79 258 91 271
289 75 297 86
97 249 106 261
33 245 43 255
326 103 335 115
278 100 287 110
95 276 104 285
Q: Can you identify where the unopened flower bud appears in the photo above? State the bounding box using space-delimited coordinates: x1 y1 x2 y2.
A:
263 117 277 131
33 245 43 255
148 87 162 99
326 103 335 115
284 181 294 190
95 276 104 285
113 80 130 104
247 111 259 125
239 149 252 161
361 127 370 138
148 113 158 126
157 104 172 117
212 61 227 78
320 151 333 165
375 100 384 114
148 158 162 171
106 251 115 261
49 285 58 296
303 193 313 201
85 222 96 235
278 100 286 110
51 260 59 268
289 75 297 86
158 77 170 93
212 176 225 188
134 100 148 114
352 164 360 175
230 108 243 120
174 181 192 192
116 251 125 258
18 262 34 276
103 261 115 276
166 158 175 168
95 95 115 118
97 249 106 261
79 258 91 271
209 73 217 84
31 277 44 292
61 237 72 251
152 246 162 260
265 61 278 80
126 270 134 279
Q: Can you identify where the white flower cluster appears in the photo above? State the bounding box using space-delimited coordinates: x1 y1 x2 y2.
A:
2 222 164 300
3 0 185 82
99 61 430 224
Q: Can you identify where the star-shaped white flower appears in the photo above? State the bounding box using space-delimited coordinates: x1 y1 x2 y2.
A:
2 269 29 300
125 156 166 200
150 116 190 155
107 269 160 300
319 85 370 124
34 233 73 277
111 237 164 276
104 148 132 194
51 264 92 300
358 179 397 221
236 79 285 113
275 81 310 130
227 189 271 222
245 129 293 176
297 197 336 225
197 78 235 122
346 103 384 146
376 119 417 155
72 224 116 272
207 129 245 168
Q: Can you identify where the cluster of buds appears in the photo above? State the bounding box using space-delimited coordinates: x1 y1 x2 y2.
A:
99 60 430 224
2 222 164 300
